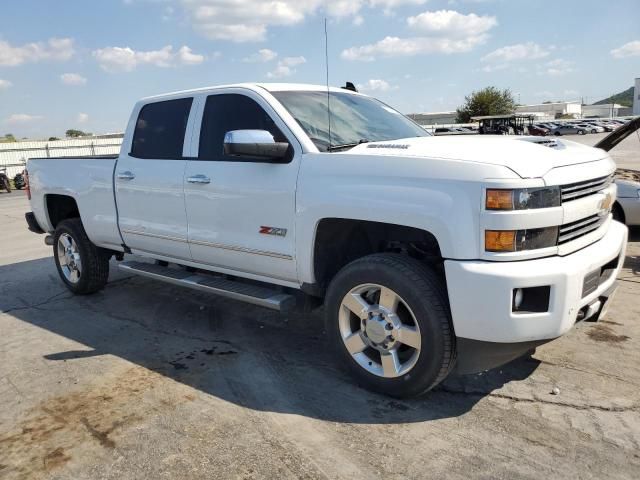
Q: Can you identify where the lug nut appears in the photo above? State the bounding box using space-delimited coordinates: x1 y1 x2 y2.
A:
385 324 393 331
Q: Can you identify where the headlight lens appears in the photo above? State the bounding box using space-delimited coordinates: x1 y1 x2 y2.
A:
485 227 559 252
486 187 561 210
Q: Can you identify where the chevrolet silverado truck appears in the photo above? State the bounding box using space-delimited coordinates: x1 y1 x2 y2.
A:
25 83 629 397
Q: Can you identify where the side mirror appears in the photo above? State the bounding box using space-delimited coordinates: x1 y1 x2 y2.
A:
223 130 290 162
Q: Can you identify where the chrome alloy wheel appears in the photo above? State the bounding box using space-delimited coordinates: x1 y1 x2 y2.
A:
338 284 421 378
57 233 82 284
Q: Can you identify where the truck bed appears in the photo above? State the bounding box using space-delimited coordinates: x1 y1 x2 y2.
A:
27 156 123 251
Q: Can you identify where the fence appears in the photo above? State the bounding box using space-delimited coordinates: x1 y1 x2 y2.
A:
0 136 124 177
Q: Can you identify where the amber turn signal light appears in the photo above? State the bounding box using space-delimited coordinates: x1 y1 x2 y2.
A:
486 189 514 210
485 230 516 252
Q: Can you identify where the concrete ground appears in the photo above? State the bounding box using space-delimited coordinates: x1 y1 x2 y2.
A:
1 138 640 479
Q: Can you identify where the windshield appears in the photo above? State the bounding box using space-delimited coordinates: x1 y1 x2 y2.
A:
271 91 429 152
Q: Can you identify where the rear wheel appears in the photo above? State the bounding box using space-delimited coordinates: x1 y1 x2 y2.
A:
325 253 455 398
578 130 586 135
53 218 110 294
1 177 11 192
591 129 597 134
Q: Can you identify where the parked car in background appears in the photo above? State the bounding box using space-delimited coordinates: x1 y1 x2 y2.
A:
575 123 605 134
613 177 640 226
551 124 587 136
594 118 640 227
527 124 549 136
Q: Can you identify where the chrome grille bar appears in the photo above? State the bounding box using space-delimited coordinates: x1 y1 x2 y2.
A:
560 174 614 202
558 214 606 244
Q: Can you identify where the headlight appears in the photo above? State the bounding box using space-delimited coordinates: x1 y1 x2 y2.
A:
486 187 561 210
485 227 559 252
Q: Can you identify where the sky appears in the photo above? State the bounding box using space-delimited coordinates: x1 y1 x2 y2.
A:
0 0 639 139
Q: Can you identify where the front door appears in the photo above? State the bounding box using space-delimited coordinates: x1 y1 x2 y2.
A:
116 97 194 261
184 91 300 283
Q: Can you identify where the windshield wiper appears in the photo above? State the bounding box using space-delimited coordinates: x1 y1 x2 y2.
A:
326 139 370 152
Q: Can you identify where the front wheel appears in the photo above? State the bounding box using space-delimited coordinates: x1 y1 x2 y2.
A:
591 129 597 134
578 130 586 135
1 177 11 192
325 254 455 398
53 218 111 294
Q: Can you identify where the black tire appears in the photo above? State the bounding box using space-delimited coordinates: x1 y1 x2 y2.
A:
325 253 455 398
578 130 585 135
591 129 597 134
612 202 626 224
554 132 561 136
53 218 110 294
2 177 11 192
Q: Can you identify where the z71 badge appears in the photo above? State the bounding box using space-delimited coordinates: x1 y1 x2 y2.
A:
259 226 288 237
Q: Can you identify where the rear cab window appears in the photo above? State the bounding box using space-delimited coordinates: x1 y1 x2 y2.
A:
131 97 193 159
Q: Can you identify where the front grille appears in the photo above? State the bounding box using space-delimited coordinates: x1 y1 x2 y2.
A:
560 174 614 202
558 214 607 245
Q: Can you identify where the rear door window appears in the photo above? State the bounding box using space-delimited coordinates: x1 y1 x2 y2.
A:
131 97 193 159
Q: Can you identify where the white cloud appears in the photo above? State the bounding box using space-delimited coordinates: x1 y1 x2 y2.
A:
5 114 44 125
342 10 496 61
243 48 278 63
77 113 89 124
610 40 640 59
179 0 430 42
0 79 12 90
407 10 497 36
60 73 87 86
177 46 205 65
267 56 306 78
481 42 549 63
541 59 573 77
92 45 205 72
0 37 74 67
342 35 489 61
353 15 364 26
357 79 396 92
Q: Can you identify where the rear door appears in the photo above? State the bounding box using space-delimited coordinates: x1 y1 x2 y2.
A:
183 90 301 283
115 97 195 260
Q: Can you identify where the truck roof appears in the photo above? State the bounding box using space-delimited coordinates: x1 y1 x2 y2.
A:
140 83 361 102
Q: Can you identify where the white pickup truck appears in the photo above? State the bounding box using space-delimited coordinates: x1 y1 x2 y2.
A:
25 83 629 397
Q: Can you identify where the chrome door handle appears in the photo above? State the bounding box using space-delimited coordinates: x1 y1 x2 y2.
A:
187 174 211 184
117 171 135 180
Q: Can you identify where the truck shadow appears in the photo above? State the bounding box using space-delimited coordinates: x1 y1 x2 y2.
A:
2 257 542 424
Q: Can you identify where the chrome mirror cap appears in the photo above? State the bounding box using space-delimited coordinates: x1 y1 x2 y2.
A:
224 129 275 145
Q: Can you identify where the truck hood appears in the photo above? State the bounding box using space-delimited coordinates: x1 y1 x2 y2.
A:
345 135 609 178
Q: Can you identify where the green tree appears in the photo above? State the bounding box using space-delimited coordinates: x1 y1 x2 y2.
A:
455 87 516 123
48 137 60 141
65 129 91 138
1 133 16 142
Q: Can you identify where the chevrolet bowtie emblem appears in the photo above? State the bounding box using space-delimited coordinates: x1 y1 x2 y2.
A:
598 192 613 213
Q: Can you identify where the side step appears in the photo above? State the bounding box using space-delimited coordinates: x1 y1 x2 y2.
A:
118 261 295 312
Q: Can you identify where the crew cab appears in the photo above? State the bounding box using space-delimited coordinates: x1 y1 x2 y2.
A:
25 83 629 397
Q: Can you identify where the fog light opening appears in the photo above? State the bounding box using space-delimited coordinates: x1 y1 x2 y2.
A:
512 286 551 314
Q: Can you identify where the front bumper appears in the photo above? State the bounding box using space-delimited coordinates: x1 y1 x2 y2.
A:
445 220 628 344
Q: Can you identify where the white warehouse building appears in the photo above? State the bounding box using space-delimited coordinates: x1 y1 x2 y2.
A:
515 101 582 120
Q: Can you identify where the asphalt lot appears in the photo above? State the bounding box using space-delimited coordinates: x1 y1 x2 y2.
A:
1 136 640 479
